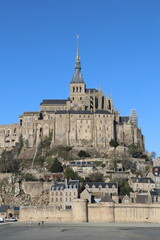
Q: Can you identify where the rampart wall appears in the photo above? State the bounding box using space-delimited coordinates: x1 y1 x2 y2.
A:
19 201 160 223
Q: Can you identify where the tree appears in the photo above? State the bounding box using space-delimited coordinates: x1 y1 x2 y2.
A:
47 158 63 173
78 150 90 158
0 149 19 173
87 172 104 182
64 167 79 180
128 144 143 158
109 139 119 148
111 178 133 195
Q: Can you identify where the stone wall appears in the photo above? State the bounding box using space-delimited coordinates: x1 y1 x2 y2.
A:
22 182 53 198
19 201 160 223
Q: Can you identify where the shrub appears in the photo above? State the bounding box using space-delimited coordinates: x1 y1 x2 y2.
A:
78 150 90 158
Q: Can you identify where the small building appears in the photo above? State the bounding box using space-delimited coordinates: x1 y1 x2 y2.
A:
129 177 155 192
50 179 79 209
0 205 10 219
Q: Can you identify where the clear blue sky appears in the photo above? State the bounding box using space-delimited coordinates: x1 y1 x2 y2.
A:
0 0 160 156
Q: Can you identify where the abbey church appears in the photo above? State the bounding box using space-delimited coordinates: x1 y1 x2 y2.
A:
0 45 144 152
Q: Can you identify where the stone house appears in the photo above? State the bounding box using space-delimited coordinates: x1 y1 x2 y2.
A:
84 182 118 199
129 177 155 192
49 179 79 210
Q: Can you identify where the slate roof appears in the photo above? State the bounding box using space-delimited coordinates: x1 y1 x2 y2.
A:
51 180 79 191
23 112 39 116
131 177 155 184
40 99 67 105
136 195 148 204
55 110 112 115
119 116 129 124
99 194 115 203
70 70 84 83
85 182 118 188
150 189 160 196
86 88 98 93
55 110 93 115
0 205 10 213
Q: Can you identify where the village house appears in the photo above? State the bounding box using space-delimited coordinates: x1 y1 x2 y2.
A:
49 179 79 209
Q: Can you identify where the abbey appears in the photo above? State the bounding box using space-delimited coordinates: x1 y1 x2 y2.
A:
0 46 144 151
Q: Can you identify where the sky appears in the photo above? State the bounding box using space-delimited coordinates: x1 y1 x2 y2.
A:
0 0 160 156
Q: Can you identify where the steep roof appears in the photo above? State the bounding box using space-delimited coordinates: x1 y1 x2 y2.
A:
51 180 79 191
131 177 155 184
40 99 67 105
86 88 98 93
99 194 115 203
85 182 118 188
71 69 84 83
0 205 10 213
55 110 112 115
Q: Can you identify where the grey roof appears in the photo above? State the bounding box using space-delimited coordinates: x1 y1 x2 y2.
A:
131 177 155 184
119 116 129 124
55 110 112 115
85 182 118 188
23 112 39 115
99 194 115 203
150 189 160 196
95 110 112 114
86 88 98 93
0 205 10 213
136 195 148 204
40 99 67 105
70 69 84 83
55 110 93 115
51 180 79 191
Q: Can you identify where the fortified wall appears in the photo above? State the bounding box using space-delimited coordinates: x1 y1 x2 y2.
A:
19 200 160 223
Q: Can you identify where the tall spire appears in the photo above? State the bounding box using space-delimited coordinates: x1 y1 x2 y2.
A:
70 34 84 83
75 34 81 70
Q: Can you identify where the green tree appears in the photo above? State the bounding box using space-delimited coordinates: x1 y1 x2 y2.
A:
47 157 63 173
78 150 90 158
109 139 119 148
111 178 133 195
128 144 143 158
64 167 79 180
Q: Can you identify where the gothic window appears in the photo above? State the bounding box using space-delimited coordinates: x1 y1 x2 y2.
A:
76 87 78 92
73 87 75 92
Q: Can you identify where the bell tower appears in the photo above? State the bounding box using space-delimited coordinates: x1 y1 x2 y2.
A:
70 35 86 110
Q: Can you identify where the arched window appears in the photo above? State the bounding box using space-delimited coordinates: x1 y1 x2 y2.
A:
76 87 78 92
73 87 75 92
80 87 82 92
